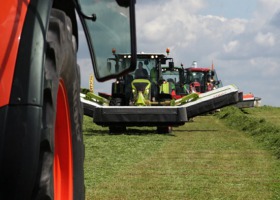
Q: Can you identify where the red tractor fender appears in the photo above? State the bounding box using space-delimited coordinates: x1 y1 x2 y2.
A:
0 0 30 107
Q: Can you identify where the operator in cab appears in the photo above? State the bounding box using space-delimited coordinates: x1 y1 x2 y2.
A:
135 62 148 79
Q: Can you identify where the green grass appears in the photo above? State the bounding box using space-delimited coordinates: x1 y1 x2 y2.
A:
215 106 280 159
83 111 280 200
244 106 280 126
83 116 172 197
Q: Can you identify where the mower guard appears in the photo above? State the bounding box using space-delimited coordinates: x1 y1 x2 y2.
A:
185 85 239 118
94 106 187 126
235 92 262 108
81 85 239 126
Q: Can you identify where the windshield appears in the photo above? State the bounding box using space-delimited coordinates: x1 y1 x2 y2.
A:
78 0 136 81
107 56 157 78
162 69 180 84
132 59 156 78
186 72 205 85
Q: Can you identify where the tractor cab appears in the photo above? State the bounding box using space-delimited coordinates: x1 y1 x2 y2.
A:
185 62 222 94
161 65 187 99
131 53 175 104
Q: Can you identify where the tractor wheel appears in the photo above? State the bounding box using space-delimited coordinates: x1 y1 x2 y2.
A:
157 126 172 134
33 9 84 199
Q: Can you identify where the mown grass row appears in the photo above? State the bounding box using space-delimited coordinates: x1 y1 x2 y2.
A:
215 106 280 159
84 113 280 199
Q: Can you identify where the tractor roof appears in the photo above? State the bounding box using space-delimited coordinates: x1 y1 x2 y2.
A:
185 67 211 72
113 53 168 59
137 53 167 59
162 66 183 71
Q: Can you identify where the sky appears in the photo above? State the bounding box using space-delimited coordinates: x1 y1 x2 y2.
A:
78 0 280 107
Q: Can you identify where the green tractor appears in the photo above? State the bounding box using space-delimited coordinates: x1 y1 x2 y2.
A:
107 51 196 108
82 52 240 134
83 51 198 133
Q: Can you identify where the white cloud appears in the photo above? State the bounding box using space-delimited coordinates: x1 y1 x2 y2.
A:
254 32 275 47
223 40 239 53
252 0 280 28
136 0 206 48
134 0 280 106
250 57 280 77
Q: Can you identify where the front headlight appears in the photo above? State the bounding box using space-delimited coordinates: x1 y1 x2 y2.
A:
145 88 149 95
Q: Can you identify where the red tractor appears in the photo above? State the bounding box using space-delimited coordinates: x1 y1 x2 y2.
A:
185 61 222 94
184 62 261 108
0 0 136 199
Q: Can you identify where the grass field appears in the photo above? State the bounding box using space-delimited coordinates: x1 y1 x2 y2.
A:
83 107 280 200
216 106 280 159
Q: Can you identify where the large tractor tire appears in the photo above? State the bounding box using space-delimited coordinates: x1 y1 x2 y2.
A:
34 9 84 199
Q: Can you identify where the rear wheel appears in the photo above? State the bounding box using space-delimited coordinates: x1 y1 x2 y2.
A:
33 9 84 199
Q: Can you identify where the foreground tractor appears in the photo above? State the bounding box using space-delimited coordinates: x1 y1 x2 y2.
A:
82 52 240 133
0 0 136 199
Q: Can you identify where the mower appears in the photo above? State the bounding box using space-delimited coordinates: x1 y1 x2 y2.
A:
81 51 240 133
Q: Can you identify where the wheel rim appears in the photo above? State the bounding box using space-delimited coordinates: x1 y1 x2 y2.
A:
54 80 73 200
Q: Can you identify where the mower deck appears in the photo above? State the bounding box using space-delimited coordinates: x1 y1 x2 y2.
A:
81 85 239 126
94 106 187 126
185 85 240 118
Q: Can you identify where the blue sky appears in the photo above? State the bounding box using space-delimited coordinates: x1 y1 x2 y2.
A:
200 0 257 19
78 0 280 107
